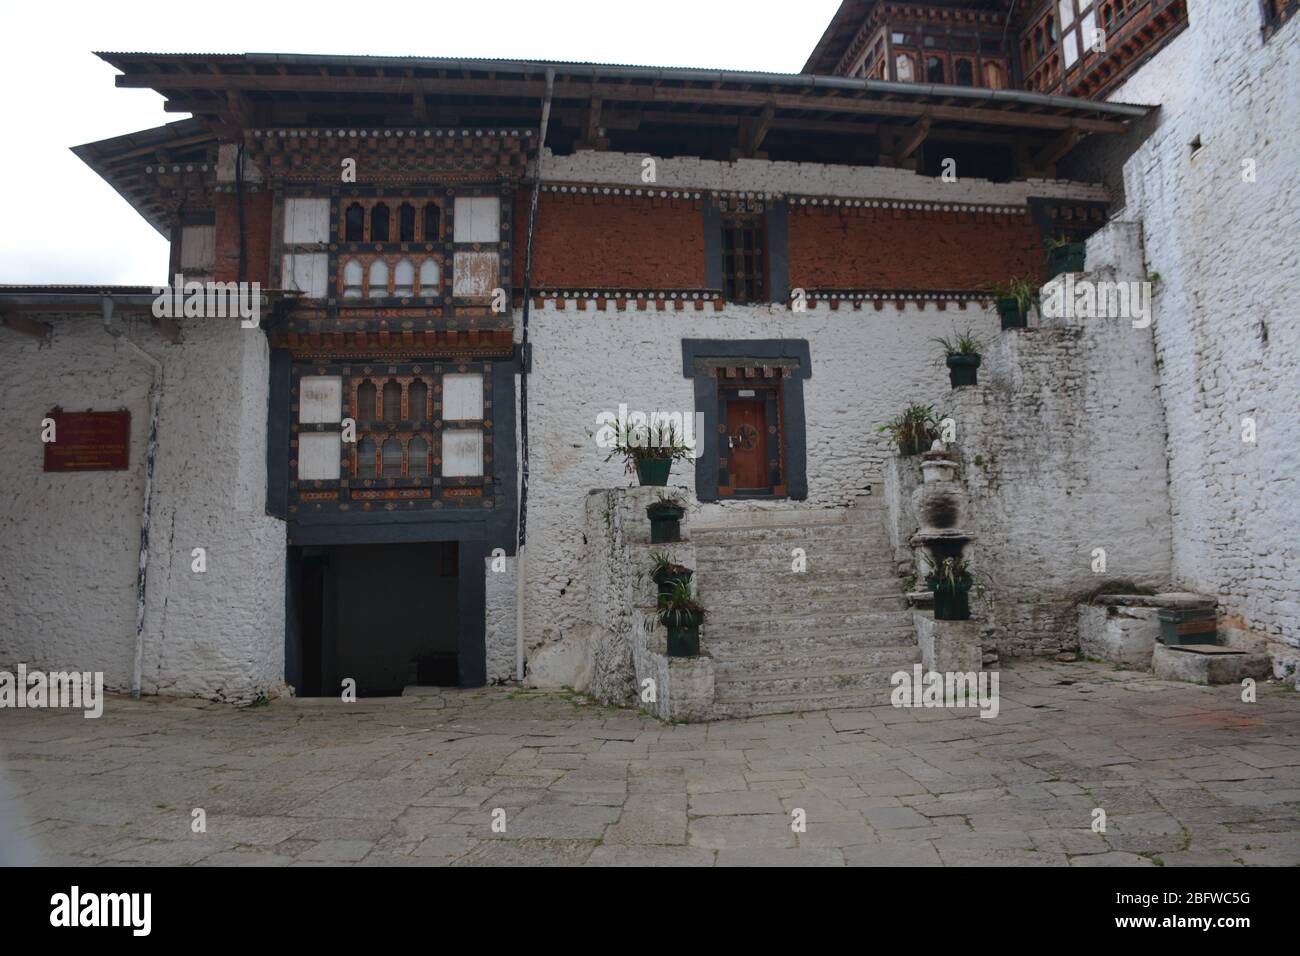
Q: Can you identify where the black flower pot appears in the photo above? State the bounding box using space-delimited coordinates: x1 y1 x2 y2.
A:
636 459 672 486
653 567 692 598
997 298 1028 330
662 614 702 657
930 581 973 621
647 504 685 544
1046 243 1086 280
946 353 981 388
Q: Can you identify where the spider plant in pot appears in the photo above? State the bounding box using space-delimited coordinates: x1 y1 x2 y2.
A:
649 552 692 599
658 576 705 657
921 552 977 622
1044 233 1086 280
931 328 984 388
604 418 694 487
878 403 940 457
985 277 1039 330
646 491 686 544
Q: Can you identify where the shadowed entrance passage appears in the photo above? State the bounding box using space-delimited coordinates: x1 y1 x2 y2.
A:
290 542 459 697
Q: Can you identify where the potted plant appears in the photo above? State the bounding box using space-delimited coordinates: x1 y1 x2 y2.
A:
646 492 686 544
650 552 692 598
986 277 1039 330
659 577 705 657
878 403 940 457
922 553 976 622
932 328 984 388
605 418 693 487
1045 234 1086 280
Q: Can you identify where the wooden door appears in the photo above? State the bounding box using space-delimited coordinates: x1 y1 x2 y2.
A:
726 400 769 491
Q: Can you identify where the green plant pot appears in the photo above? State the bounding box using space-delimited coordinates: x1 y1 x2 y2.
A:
663 619 701 657
653 568 692 598
930 582 973 621
647 505 685 544
1046 243 1086 280
946 353 981 388
636 458 672 486
996 297 1028 330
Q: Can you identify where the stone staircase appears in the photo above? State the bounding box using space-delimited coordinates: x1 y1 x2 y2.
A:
692 497 919 719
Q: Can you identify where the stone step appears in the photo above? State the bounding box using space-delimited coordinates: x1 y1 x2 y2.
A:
705 594 908 616
706 609 914 638
691 507 881 533
711 682 903 720
705 628 916 659
696 560 899 582
703 580 905 601
715 665 913 699
692 522 884 543
711 644 919 676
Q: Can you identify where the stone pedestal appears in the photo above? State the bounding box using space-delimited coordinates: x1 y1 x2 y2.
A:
914 612 983 673
1153 643 1271 686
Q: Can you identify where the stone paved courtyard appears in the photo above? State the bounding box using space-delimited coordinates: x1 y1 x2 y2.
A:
2 661 1298 866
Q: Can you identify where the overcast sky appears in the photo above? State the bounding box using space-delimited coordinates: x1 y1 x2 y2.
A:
0 0 840 285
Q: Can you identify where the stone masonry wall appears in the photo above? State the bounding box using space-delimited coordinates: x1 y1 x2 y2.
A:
1085 0 1300 647
0 314 286 701
946 251 1174 657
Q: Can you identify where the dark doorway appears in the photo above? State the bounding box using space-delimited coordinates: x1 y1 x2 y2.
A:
291 541 460 697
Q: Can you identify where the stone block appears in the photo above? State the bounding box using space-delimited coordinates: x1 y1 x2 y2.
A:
1078 604 1160 669
914 612 982 673
1152 643 1272 686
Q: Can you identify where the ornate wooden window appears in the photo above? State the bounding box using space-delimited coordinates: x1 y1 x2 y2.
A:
721 213 767 305
289 362 495 514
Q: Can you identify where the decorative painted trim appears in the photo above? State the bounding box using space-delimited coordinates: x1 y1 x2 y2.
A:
799 289 992 310
525 290 725 312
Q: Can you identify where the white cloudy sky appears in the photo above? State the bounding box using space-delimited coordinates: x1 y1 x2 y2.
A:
0 0 840 285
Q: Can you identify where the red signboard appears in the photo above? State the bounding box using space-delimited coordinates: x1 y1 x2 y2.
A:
43 410 131 472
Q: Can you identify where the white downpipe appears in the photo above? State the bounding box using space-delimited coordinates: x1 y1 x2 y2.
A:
103 297 163 698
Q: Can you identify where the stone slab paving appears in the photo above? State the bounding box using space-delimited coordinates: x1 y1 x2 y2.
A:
1 661 1297 866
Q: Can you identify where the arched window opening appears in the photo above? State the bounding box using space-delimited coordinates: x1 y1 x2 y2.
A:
356 436 377 479
408 381 428 422
394 259 415 297
356 381 377 420
895 53 915 82
418 258 441 295
342 258 363 298
382 380 402 421
407 436 429 478
399 203 416 242
381 437 403 477
926 56 945 83
984 61 1004 89
345 203 365 242
368 259 389 298
955 59 974 86
423 203 441 241
370 203 390 242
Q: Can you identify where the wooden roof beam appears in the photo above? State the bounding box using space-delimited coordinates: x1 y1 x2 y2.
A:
897 115 932 160
114 74 1132 134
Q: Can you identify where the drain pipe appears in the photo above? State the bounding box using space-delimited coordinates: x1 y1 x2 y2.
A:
102 295 162 698
516 68 554 682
